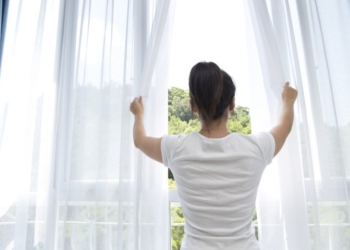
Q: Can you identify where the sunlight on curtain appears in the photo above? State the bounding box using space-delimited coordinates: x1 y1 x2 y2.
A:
0 1 62 249
244 0 350 249
0 0 173 249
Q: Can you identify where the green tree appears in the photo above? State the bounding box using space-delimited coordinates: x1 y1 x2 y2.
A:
168 116 188 135
168 87 192 122
171 205 186 250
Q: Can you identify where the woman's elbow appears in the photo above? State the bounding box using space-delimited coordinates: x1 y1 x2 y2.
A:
134 137 145 149
133 138 140 148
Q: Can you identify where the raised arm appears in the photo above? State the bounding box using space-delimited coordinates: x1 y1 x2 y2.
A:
130 96 163 163
270 82 298 157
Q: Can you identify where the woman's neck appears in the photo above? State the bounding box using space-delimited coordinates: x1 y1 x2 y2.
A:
199 118 230 138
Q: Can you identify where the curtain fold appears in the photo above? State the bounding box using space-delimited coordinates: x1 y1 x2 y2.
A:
0 0 173 249
245 0 350 249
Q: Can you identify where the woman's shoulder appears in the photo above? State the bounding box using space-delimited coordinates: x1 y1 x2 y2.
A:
161 133 187 147
164 131 200 139
163 131 270 144
162 132 202 149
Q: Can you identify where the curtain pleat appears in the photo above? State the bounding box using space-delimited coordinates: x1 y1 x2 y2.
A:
245 0 350 249
0 0 173 249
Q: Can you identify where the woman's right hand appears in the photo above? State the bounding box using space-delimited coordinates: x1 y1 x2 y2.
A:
282 82 298 104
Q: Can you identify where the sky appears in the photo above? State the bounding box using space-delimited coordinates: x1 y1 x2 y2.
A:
168 0 252 108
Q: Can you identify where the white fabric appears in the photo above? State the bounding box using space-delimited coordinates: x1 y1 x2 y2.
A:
162 131 275 250
0 0 174 249
244 0 350 249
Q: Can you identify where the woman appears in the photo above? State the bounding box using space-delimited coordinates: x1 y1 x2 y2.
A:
130 62 297 249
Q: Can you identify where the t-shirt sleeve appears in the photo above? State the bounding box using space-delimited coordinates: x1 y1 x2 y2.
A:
161 134 179 167
255 132 275 166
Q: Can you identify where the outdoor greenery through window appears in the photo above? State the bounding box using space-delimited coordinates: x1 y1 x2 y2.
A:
167 87 255 249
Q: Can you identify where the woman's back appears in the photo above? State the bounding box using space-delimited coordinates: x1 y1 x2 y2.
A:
162 131 275 250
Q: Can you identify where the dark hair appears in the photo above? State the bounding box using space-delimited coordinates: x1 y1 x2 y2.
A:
189 62 236 121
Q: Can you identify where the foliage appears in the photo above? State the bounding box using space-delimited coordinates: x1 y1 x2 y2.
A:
171 205 186 250
168 88 192 122
168 178 177 189
228 106 251 134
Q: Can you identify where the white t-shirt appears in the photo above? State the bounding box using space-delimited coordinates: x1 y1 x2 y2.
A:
161 131 275 250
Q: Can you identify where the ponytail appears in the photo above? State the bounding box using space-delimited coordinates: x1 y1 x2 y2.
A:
189 62 236 122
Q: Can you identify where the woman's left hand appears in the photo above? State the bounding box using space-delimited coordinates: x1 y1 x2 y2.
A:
130 96 144 117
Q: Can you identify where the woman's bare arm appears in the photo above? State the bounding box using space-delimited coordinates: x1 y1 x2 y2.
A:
270 82 298 157
130 96 163 163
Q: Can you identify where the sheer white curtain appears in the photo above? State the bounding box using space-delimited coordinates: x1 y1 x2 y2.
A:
0 0 174 249
244 0 350 249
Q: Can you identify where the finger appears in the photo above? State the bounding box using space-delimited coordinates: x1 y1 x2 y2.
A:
284 82 290 87
139 96 143 103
